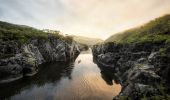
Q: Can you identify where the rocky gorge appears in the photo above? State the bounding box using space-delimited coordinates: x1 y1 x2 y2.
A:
92 41 170 100
0 36 82 83
92 15 170 100
0 21 87 83
92 17 170 100
0 14 170 100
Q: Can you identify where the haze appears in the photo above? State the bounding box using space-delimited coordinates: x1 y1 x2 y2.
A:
0 0 170 39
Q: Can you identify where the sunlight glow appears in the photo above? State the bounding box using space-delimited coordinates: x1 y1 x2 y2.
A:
0 0 170 39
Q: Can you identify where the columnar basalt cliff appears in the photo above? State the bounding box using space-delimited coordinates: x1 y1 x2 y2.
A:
92 15 170 100
0 21 83 83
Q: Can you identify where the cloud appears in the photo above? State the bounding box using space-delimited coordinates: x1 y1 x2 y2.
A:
0 0 66 27
0 0 170 39
58 0 170 38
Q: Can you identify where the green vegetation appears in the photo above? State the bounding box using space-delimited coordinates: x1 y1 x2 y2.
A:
141 94 170 100
105 14 170 44
140 84 170 100
159 48 167 56
0 21 65 43
150 95 170 100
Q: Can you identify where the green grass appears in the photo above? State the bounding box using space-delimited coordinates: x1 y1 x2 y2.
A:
105 14 170 44
159 48 167 56
0 21 66 43
118 34 170 44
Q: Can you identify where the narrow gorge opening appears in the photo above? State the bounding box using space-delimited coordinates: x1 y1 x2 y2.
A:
1 1 169 99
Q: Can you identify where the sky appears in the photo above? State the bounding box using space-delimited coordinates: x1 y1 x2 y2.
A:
0 0 170 39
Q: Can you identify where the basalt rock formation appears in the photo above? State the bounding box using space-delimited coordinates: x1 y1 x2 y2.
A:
0 21 82 83
0 36 81 83
92 42 170 100
92 14 170 100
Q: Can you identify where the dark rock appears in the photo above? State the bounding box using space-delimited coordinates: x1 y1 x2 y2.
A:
0 37 81 83
92 42 170 100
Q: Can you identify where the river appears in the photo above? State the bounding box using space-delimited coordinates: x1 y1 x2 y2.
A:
0 50 121 100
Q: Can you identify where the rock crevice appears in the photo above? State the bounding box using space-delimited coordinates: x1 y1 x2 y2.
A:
0 37 81 83
92 42 170 100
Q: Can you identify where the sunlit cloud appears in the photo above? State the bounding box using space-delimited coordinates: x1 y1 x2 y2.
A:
0 0 170 39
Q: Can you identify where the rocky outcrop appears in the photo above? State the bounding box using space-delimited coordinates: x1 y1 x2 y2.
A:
0 36 81 83
92 42 170 100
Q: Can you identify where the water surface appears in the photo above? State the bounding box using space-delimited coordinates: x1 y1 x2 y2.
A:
0 51 121 100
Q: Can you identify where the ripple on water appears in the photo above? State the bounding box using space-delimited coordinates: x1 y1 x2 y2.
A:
0 52 121 100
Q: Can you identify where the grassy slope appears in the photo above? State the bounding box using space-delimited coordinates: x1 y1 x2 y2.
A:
105 14 170 44
105 15 170 100
0 21 65 43
72 35 103 46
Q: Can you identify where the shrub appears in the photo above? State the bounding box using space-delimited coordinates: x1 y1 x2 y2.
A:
105 14 170 44
0 21 69 43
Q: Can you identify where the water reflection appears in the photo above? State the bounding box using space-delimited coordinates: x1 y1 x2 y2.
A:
0 52 121 100
0 62 74 99
97 64 120 86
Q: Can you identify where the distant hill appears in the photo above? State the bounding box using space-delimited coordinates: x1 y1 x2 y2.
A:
0 21 67 43
72 35 103 46
105 14 170 44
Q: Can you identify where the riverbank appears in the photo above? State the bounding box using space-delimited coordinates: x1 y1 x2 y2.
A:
0 21 83 83
0 52 121 100
92 42 170 100
92 15 170 100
